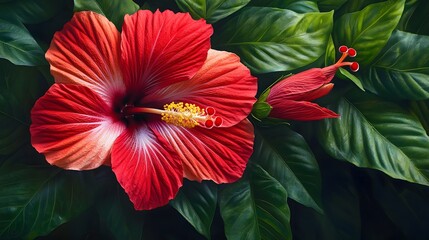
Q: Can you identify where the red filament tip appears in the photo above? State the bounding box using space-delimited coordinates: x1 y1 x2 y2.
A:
350 62 359 72
339 45 348 53
347 48 357 57
206 107 215 116
205 119 214 128
214 117 223 127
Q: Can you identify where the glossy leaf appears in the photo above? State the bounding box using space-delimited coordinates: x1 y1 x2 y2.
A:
0 19 45 66
253 125 322 212
74 0 139 29
360 30 429 100
0 166 95 239
317 89 429 186
175 0 250 23
170 181 217 239
0 0 65 24
220 164 291 240
0 61 47 155
250 0 319 13
338 67 365 91
410 100 429 134
333 0 405 65
213 7 333 73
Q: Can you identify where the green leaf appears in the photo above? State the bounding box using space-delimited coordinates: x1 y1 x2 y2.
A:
97 184 144 240
317 89 429 186
170 181 217 239
360 30 429 100
0 166 95 239
368 172 429 239
175 0 250 23
213 7 333 73
333 0 405 65
0 61 47 156
338 67 365 91
220 164 292 240
253 126 322 212
410 100 429 134
397 0 429 35
250 0 319 13
0 19 45 66
74 0 139 29
0 0 66 24
318 0 347 12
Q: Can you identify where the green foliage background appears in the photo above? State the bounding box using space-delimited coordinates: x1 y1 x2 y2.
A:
1 0 429 239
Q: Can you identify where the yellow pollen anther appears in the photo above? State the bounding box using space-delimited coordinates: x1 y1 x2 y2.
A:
161 102 206 128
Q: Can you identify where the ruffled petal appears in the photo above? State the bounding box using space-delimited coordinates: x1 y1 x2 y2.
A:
150 120 254 183
268 68 329 101
111 125 183 210
46 11 124 106
30 84 125 170
143 50 257 127
268 99 339 121
120 10 212 97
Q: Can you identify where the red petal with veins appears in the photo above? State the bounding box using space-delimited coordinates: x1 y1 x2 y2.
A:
268 67 337 102
30 84 125 170
111 125 183 210
150 120 254 183
143 50 257 127
45 11 124 106
268 99 339 121
304 83 334 102
120 10 212 97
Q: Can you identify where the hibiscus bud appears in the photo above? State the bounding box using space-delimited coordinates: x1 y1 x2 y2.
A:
252 45 359 121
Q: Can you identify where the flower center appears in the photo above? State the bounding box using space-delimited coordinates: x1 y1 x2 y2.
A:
120 102 223 129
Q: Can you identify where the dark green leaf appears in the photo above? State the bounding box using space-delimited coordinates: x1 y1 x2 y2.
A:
338 67 365 91
98 184 145 240
0 166 95 239
410 100 429 134
0 19 45 66
368 172 429 239
333 0 405 65
170 181 217 239
220 164 291 240
253 125 322 212
360 30 429 100
74 0 139 29
397 0 429 35
317 89 429 186
250 0 319 13
175 0 250 23
213 7 333 73
0 61 47 156
0 0 65 24
318 0 347 12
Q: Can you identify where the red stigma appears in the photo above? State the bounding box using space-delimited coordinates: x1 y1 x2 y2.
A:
339 45 348 53
206 107 215 115
205 119 214 128
214 117 223 127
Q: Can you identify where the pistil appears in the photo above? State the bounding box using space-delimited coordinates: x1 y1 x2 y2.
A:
121 102 223 129
335 45 359 72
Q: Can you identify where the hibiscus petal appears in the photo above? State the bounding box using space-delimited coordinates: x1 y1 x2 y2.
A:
111 125 183 210
150 120 254 183
45 11 124 106
143 50 257 127
268 68 329 101
30 84 125 170
120 10 212 96
268 99 339 121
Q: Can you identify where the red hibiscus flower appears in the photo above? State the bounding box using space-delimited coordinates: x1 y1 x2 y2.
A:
264 45 359 121
30 10 257 210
